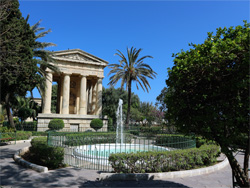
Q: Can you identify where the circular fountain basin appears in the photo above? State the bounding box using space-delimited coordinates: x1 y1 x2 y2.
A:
73 144 168 164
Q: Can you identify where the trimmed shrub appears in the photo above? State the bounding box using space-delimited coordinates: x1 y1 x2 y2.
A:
31 131 48 136
109 144 220 173
16 121 37 131
63 132 133 146
140 126 162 136
155 134 196 149
29 137 65 169
48 119 64 130
90 118 103 132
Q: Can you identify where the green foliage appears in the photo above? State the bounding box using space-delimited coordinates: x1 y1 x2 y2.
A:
166 21 249 151
16 131 32 140
165 21 250 187
29 137 65 169
0 0 40 127
16 121 37 131
48 119 64 130
107 117 115 131
0 131 32 141
0 126 15 133
63 132 133 146
109 144 220 173
108 47 157 127
0 114 4 125
155 134 196 149
140 126 162 136
102 87 140 125
156 87 168 112
90 118 103 132
31 131 48 136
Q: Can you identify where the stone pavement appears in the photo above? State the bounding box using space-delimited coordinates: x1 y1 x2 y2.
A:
0 142 248 188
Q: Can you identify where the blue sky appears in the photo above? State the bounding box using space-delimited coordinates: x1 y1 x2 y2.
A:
20 0 249 104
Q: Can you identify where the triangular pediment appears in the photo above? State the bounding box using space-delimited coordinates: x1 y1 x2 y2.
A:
52 49 108 66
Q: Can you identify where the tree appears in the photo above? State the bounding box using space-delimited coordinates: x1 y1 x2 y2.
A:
138 101 157 126
102 86 140 128
29 19 59 100
0 0 40 128
12 96 40 123
156 87 168 112
165 21 249 187
108 47 157 129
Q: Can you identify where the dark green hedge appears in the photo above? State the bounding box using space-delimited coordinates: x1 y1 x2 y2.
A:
155 134 196 149
0 131 32 142
109 144 220 173
63 132 133 146
140 126 162 136
29 137 65 169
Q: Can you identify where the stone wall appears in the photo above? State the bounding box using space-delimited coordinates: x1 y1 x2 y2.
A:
37 113 108 132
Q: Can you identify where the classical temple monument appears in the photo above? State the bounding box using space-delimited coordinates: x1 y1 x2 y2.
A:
37 49 108 131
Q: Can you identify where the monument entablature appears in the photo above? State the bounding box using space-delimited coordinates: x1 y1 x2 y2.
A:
37 49 108 132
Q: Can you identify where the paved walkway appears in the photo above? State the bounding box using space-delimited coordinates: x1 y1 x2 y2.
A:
0 142 248 188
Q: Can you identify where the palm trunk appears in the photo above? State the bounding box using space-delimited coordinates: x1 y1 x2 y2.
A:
221 146 249 188
5 93 15 128
125 80 132 129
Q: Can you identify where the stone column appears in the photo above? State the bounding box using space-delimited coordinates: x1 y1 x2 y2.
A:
96 78 103 116
42 72 53 114
59 76 63 114
62 74 70 114
91 79 97 114
89 80 93 112
79 75 87 115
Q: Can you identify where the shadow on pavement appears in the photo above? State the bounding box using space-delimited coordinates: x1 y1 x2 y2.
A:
80 179 191 187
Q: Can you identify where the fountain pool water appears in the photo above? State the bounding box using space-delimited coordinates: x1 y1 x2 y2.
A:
73 143 168 164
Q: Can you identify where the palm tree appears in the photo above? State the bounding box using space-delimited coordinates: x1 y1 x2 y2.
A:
108 47 157 128
29 18 59 100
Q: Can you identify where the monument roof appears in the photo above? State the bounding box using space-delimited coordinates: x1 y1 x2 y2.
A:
52 49 109 67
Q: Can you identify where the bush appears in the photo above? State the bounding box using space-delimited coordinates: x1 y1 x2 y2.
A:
31 131 48 136
108 117 115 131
48 119 64 130
16 131 32 140
16 121 37 131
0 114 4 125
109 144 220 173
140 126 162 136
63 132 133 146
0 131 32 142
3 118 19 127
155 134 196 149
29 137 65 169
90 119 103 132
0 126 15 133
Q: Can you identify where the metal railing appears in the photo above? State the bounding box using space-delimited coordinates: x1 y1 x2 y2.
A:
47 131 196 171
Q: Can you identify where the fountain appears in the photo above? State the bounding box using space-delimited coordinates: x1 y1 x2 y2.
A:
116 99 124 144
73 99 168 166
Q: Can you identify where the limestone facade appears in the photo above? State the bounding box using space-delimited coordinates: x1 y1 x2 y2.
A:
37 49 108 132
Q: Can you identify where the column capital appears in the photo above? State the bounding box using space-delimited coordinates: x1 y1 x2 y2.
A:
97 77 104 80
63 72 72 76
